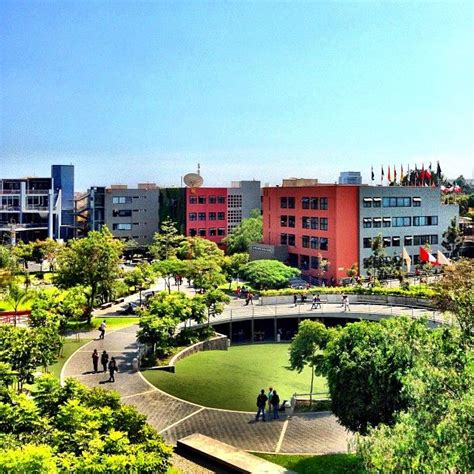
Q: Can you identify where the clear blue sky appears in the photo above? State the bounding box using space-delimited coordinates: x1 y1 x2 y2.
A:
1 1 473 191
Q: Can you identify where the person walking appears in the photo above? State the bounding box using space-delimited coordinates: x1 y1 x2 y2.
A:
92 349 99 373
255 389 268 422
343 294 351 312
267 387 273 413
108 357 118 382
271 389 281 419
101 350 109 373
310 294 322 310
293 294 298 307
98 320 107 339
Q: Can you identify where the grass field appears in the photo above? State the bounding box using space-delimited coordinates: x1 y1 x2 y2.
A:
142 343 327 411
47 338 92 379
254 453 364 474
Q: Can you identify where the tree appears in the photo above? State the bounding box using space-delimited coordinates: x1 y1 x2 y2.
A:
365 234 390 281
356 326 472 472
124 262 155 304
442 217 464 259
54 227 123 323
153 258 186 294
224 209 263 254
346 262 358 281
240 259 300 289
0 245 19 287
434 259 474 342
31 238 61 272
150 218 184 260
4 282 32 327
324 317 431 434
177 236 224 261
289 320 330 408
222 253 249 289
0 376 172 472
185 257 226 292
11 241 33 270
201 289 230 327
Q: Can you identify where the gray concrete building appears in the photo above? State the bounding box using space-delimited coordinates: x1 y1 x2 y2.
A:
227 180 261 233
104 184 160 246
359 186 458 275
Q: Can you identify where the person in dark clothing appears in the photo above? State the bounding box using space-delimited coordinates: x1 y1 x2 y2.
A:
255 389 268 422
293 294 298 307
108 357 118 382
101 350 109 373
92 349 99 373
271 389 281 419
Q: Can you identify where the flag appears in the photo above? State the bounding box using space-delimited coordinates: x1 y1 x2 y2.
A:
436 250 451 265
400 164 404 183
402 247 412 273
381 165 384 182
426 163 432 181
421 163 425 184
388 165 391 183
371 166 374 181
393 165 397 184
436 161 442 184
414 164 418 186
420 246 437 264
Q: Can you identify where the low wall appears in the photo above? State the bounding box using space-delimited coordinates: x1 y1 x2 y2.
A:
147 334 229 373
259 294 434 309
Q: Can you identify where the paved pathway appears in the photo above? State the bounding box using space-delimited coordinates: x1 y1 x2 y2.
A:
62 324 351 455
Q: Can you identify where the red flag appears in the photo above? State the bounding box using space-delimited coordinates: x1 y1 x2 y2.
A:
425 163 432 181
421 164 425 183
419 246 438 264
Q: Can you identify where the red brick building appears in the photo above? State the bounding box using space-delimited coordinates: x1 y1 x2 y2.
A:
185 187 228 245
262 184 360 284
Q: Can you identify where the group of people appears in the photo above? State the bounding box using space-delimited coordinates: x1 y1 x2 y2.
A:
236 286 254 306
255 387 282 422
292 293 350 311
91 349 118 382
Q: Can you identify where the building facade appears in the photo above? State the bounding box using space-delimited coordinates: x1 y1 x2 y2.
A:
0 165 74 244
227 180 261 233
262 184 360 285
338 171 362 185
359 186 458 274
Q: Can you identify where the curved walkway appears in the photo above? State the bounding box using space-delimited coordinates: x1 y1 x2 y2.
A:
62 324 350 454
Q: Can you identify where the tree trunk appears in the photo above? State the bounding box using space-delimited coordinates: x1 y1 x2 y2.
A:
309 363 315 409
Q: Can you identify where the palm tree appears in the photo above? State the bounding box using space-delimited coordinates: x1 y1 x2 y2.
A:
5 283 32 326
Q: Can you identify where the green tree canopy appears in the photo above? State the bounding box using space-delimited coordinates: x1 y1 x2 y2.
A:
0 376 172 472
442 217 464 259
222 253 249 289
240 259 300 289
150 218 184 260
177 236 224 261
224 209 262 254
153 258 187 294
54 227 123 322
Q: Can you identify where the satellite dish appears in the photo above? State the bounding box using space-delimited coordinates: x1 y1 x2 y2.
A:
183 173 204 188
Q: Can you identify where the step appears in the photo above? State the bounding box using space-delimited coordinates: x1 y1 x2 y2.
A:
177 433 295 474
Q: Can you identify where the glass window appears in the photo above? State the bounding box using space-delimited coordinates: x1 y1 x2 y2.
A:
302 217 310 229
302 197 310 209
217 196 226 204
112 196 132 204
310 197 318 209
383 218 391 228
288 197 295 209
310 217 319 230
288 234 295 246
209 212 216 220
320 237 328 251
300 255 309 270
217 228 226 236
198 212 206 221
320 197 328 210
280 197 287 209
310 236 319 249
217 212 225 220
280 233 288 245
189 228 197 236
112 223 132 230
209 195 217 204
363 218 372 228
198 229 206 237
413 197 421 207
363 237 372 248
311 256 319 269
189 212 197 221
392 236 400 247
112 209 132 217
302 235 310 248
288 216 295 228
383 237 391 247
404 236 413 246
373 198 381 208
393 217 411 227
280 215 288 227
373 218 382 228
320 218 328 231
363 198 372 208
189 196 197 204
198 196 206 204
209 228 217 236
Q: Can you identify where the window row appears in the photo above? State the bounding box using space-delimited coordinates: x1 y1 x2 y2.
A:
280 233 328 250
189 195 226 204
189 228 226 237
298 255 330 271
111 196 144 204
363 234 439 249
189 212 226 221
362 216 438 228
363 197 423 208
363 254 427 269
280 196 328 210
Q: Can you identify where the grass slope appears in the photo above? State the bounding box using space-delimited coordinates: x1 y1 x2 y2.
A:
142 343 327 411
254 453 365 474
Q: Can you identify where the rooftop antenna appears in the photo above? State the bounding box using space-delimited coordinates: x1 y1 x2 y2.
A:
197 163 201 176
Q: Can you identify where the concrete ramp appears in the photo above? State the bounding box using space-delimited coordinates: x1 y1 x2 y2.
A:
177 433 295 473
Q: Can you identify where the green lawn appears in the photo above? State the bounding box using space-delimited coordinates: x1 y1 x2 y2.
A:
254 453 364 474
46 338 92 379
142 343 327 411
65 317 138 332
